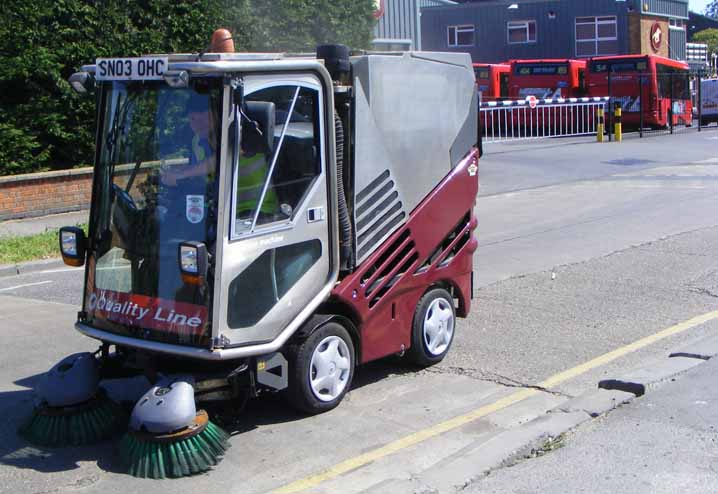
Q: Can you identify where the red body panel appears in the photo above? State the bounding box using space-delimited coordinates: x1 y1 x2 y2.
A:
474 63 510 100
508 59 587 100
332 150 479 364
586 54 692 127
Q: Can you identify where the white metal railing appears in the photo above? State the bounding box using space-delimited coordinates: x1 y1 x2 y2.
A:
480 97 609 143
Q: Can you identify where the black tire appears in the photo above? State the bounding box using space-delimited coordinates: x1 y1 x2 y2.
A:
285 322 355 415
408 288 456 367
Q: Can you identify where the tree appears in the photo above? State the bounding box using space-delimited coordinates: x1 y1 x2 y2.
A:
706 0 718 18
0 0 375 176
693 28 718 58
0 0 228 175
235 0 376 52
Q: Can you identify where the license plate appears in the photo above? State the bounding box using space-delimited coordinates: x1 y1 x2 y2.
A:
95 57 168 81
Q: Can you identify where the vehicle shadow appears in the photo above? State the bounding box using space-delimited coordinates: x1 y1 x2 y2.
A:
0 374 121 474
209 355 419 436
1 356 421 475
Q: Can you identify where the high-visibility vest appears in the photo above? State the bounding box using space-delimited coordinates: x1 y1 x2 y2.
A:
192 134 209 163
236 153 278 216
192 135 278 216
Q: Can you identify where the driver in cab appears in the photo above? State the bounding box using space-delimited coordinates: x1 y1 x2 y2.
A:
161 97 216 188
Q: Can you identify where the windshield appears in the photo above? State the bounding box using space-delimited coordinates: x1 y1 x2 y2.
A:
85 79 222 346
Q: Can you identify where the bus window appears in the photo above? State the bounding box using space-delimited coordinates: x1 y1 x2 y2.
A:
657 64 689 100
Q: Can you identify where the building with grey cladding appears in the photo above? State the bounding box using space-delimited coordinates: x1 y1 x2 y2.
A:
420 0 690 63
372 0 457 50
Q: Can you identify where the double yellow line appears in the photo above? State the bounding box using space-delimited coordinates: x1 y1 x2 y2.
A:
275 310 718 494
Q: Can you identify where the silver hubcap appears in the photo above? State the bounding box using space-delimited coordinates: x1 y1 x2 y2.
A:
310 336 352 402
423 298 455 356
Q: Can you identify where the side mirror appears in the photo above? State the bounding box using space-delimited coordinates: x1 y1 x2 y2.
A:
59 227 87 267
242 101 276 155
68 72 94 95
179 241 208 285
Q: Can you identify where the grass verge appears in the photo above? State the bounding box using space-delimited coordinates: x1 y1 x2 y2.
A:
0 224 87 265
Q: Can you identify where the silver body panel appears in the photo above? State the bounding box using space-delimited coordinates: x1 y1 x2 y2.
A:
351 52 476 264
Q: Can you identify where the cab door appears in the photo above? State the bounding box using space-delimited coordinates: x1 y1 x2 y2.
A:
214 73 337 348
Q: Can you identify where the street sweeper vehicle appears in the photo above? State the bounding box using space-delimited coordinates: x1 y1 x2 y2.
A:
22 29 480 478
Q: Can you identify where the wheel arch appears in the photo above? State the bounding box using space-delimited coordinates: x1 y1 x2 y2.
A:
423 279 468 318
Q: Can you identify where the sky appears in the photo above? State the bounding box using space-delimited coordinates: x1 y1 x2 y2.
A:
690 0 712 15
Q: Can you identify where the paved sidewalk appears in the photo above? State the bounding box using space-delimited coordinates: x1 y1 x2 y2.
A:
0 211 88 239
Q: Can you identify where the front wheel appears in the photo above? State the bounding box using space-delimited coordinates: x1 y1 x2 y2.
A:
286 322 355 415
408 288 456 367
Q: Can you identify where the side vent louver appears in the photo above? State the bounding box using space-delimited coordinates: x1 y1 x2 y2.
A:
355 170 406 262
415 212 472 274
360 229 418 308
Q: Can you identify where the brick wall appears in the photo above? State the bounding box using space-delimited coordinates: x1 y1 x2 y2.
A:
0 168 93 221
640 16 670 57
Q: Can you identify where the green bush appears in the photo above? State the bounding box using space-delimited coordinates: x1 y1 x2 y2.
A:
0 0 374 176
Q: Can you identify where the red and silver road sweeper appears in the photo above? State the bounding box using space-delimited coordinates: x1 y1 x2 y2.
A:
24 30 480 478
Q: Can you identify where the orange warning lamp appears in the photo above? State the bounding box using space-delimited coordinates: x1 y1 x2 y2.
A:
210 29 235 53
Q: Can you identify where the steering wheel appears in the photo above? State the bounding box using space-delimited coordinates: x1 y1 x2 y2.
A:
111 183 140 251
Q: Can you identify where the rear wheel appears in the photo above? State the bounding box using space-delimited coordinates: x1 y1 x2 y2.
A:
286 322 355 414
408 288 456 367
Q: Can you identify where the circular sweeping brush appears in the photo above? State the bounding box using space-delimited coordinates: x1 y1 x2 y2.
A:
120 410 229 479
19 353 126 447
120 379 230 479
20 390 126 447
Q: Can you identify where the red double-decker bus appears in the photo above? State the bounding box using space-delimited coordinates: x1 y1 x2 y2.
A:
508 59 587 100
474 63 510 100
586 54 692 128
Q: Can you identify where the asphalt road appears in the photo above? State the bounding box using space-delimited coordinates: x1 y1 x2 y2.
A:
2 130 718 493
465 357 718 494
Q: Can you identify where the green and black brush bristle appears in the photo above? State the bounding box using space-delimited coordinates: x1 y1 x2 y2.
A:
20 391 126 447
120 410 230 479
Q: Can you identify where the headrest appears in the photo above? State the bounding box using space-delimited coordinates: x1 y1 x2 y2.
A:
242 101 276 156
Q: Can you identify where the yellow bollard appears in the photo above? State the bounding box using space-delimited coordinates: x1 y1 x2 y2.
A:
614 103 622 142
597 107 604 142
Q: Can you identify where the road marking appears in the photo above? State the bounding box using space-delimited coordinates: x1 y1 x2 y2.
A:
38 267 80 275
274 309 718 494
0 280 53 292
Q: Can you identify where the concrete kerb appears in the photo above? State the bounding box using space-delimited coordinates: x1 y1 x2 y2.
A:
0 257 66 278
377 337 718 494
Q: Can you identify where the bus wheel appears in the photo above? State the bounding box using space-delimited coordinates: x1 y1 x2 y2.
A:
286 322 355 415
408 288 456 367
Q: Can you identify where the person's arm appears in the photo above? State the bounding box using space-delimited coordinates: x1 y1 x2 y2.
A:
161 143 215 186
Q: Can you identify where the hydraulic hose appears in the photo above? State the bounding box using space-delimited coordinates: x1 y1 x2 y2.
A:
334 113 353 269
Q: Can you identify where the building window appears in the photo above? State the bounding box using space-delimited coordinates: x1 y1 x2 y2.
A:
575 16 618 57
507 20 537 44
447 25 475 47
669 18 685 30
